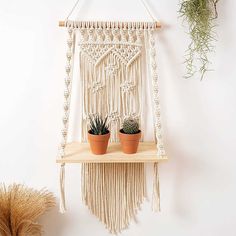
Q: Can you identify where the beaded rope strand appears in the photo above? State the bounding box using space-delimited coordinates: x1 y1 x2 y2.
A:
59 23 75 213
148 28 166 157
148 28 166 212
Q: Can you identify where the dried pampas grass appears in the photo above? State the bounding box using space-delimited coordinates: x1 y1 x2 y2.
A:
0 184 55 236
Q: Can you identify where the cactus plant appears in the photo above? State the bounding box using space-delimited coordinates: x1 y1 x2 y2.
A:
119 117 141 154
122 118 140 134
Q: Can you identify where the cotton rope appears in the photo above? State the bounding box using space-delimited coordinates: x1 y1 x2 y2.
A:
152 163 161 212
148 28 166 157
140 0 159 22
148 28 166 211
58 20 166 233
59 26 76 213
59 164 66 213
65 0 159 23
81 163 145 234
65 0 81 21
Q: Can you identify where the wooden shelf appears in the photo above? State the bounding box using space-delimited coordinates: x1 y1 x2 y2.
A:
56 142 168 164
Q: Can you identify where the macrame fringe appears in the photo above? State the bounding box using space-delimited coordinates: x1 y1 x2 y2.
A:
60 164 66 213
152 163 161 212
81 163 146 234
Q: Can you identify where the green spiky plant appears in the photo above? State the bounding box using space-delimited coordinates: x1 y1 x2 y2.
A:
122 118 140 134
89 114 109 135
179 0 220 79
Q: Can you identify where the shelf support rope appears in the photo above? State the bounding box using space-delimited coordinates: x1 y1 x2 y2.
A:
59 24 76 213
152 162 161 211
148 28 166 212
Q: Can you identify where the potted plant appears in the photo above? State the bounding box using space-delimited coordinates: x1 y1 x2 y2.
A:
119 118 141 154
88 115 110 155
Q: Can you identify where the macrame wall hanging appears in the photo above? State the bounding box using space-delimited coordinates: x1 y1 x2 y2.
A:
57 0 168 234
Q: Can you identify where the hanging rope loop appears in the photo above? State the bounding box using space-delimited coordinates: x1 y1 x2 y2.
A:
64 0 160 23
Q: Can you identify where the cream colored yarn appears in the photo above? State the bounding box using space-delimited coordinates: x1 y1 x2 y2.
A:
59 20 166 234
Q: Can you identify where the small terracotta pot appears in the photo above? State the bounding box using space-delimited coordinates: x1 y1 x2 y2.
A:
88 131 110 155
119 130 141 154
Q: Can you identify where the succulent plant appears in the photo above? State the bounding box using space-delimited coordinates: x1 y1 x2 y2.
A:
89 114 109 135
122 118 140 134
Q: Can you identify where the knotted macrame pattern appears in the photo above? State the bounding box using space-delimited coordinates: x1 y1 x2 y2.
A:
59 21 166 234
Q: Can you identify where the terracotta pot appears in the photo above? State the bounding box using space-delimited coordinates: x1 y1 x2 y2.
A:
119 130 141 154
88 131 110 155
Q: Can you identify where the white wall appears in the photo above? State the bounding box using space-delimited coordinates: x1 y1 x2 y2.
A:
0 0 236 235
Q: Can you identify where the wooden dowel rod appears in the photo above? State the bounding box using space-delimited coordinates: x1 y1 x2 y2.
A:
58 21 161 28
59 21 65 27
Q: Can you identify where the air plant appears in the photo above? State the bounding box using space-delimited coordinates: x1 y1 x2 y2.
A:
179 0 220 79
0 184 55 236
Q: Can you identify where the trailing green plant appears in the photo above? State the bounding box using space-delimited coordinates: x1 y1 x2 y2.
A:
122 118 140 134
179 0 220 79
89 114 109 135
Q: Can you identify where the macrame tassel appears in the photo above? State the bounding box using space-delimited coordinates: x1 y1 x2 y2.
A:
152 163 161 212
81 163 145 234
60 164 66 213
